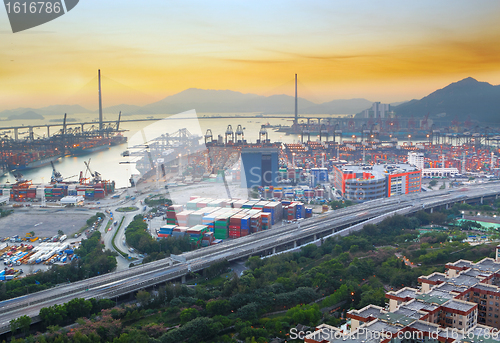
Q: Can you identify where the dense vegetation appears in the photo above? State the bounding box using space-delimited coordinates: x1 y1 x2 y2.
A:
328 199 354 210
86 213 106 227
0 231 117 301
144 195 172 207
39 298 115 328
5 202 500 342
125 214 191 261
0 207 13 218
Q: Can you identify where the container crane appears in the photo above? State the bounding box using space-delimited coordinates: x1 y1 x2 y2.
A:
50 161 63 183
82 159 102 184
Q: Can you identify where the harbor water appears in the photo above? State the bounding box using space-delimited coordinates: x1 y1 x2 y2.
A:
0 113 345 188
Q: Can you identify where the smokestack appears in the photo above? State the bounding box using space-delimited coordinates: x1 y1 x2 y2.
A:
98 69 103 131
294 74 298 126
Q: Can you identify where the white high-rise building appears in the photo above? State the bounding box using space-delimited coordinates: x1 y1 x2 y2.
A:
362 102 392 119
408 152 424 170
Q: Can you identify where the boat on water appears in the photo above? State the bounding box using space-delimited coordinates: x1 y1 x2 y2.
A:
6 152 62 171
69 134 127 156
262 122 284 130
69 142 111 156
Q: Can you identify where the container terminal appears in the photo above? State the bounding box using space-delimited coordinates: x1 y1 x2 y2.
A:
1 120 499 205
0 70 127 172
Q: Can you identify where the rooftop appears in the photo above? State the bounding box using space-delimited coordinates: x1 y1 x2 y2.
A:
392 306 422 320
421 272 447 282
442 299 477 313
435 283 468 294
377 312 416 327
415 293 451 306
448 274 481 287
462 268 491 278
471 283 500 293
363 319 402 333
427 289 454 300
448 260 473 269
392 287 418 299
338 163 419 182
474 258 500 273
403 299 438 312
350 305 385 320
407 320 442 333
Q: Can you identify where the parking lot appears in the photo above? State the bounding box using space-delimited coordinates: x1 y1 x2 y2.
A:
0 209 92 239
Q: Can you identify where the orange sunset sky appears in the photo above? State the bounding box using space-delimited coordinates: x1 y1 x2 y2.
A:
1 0 500 111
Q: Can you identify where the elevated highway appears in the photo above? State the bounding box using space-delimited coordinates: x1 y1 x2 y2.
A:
0 183 499 334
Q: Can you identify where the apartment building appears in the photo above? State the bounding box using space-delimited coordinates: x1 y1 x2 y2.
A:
304 246 500 343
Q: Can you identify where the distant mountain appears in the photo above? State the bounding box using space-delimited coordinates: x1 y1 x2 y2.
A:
36 104 90 115
100 104 143 115
0 89 375 118
393 77 500 123
0 104 90 118
139 88 317 114
390 101 408 107
8 111 44 120
133 88 372 115
302 98 373 114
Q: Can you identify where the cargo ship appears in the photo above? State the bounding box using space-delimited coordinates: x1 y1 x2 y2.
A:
69 140 111 156
69 134 127 156
5 151 62 171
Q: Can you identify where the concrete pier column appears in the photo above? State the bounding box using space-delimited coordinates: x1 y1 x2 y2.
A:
14 128 18 140
181 275 186 284
272 247 276 254
445 204 449 210
293 241 297 248
47 126 50 137
481 197 484 204
430 208 434 213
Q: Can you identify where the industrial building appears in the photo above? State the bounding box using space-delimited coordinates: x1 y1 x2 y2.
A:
304 247 500 343
332 163 421 202
240 147 279 188
408 152 460 177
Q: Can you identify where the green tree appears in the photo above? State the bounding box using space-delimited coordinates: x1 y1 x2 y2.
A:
180 308 199 324
136 290 151 307
286 304 322 326
238 302 260 321
17 315 31 336
10 318 19 335
65 298 92 321
206 299 231 316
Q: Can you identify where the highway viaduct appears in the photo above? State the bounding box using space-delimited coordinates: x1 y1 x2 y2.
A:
1 183 500 334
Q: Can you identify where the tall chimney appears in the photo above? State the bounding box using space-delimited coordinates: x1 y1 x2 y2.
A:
294 74 298 126
98 69 103 131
